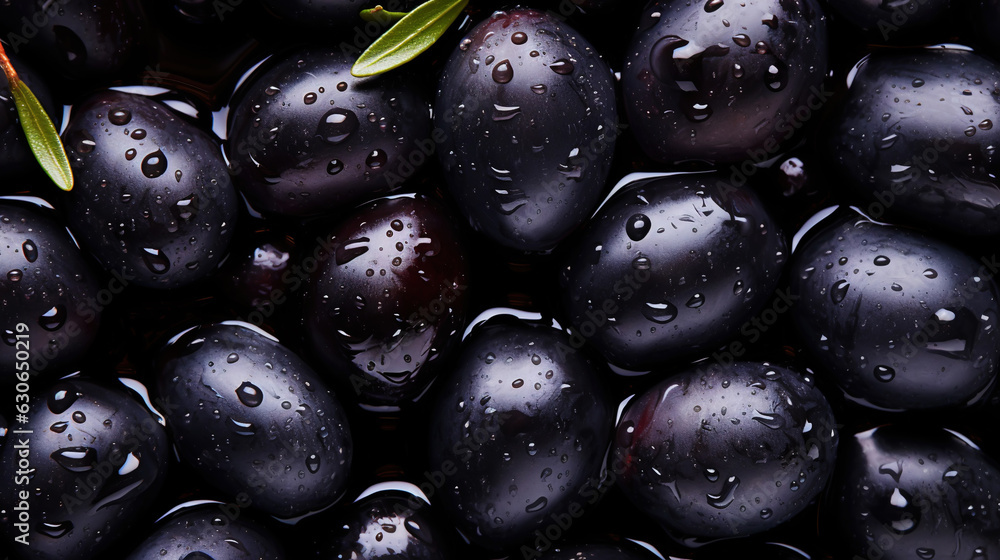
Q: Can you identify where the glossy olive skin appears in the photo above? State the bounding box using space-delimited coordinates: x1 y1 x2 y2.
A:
124 504 284 560
302 194 470 407
0 379 170 560
153 321 353 519
0 0 143 90
621 0 828 165
0 56 57 178
833 425 1000 560
427 315 614 550
541 544 657 559
226 47 432 218
613 362 838 540
828 48 1000 236
559 173 787 372
63 90 240 289
788 210 1000 410
310 489 452 559
826 0 951 42
435 9 619 251
0 202 102 380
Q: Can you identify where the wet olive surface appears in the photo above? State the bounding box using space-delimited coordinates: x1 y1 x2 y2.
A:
0 2 999 560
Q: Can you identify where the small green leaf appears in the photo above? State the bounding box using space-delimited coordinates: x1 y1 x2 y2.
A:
11 78 73 191
360 5 408 23
352 0 468 77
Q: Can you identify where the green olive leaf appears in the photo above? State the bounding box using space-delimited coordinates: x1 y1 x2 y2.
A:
10 78 73 191
352 0 468 77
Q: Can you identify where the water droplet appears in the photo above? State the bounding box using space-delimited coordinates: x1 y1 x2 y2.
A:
125 148 136 161
512 32 528 44
525 496 548 512
765 61 787 92
733 280 744 295
874 365 895 382
686 293 705 308
265 85 280 96
7 269 22 281
492 60 513 83
141 150 168 179
632 255 651 270
705 0 723 11
50 447 97 472
39 305 66 331
37 521 73 539
73 130 96 153
306 454 321 473
141 247 170 274
732 34 751 47
236 381 263 407
48 386 80 414
227 416 256 436
109 108 131 125
174 170 183 182
732 63 744 78
751 409 784 429
366 150 387 169
530 84 547 95
303 92 317 105
831 279 850 303
626 213 651 241
22 240 37 262
911 78 924 88
980 119 993 130
550 59 574 75
327 159 344 175
72 411 85 423
923 269 938 279
317 109 360 144
704 468 719 482
131 129 146 140
965 126 977 137
706 476 740 509
642 301 678 324
916 548 935 559
874 255 890 266
891 283 903 292
760 508 773 519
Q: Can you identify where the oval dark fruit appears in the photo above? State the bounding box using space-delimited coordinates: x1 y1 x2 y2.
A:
0 378 170 560
559 172 787 372
621 0 828 164
613 362 838 540
307 485 453 559
427 313 614 550
226 47 432 218
302 193 470 408
124 503 285 559
153 321 353 519
828 48 1000 236
62 89 240 289
435 8 619 251
788 208 1000 410
833 425 1000 560
0 200 103 380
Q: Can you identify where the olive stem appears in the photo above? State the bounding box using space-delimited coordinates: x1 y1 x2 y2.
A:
360 5 408 23
0 41 19 85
